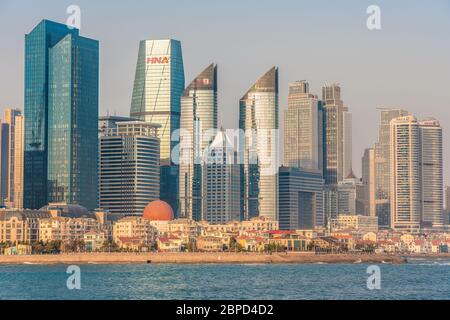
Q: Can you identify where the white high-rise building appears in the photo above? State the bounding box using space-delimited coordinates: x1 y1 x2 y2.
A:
240 67 279 221
419 118 444 229
179 64 218 221
390 115 421 233
202 130 241 224
13 115 24 209
99 122 160 215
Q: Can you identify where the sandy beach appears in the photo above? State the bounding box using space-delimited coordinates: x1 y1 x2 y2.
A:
0 252 406 265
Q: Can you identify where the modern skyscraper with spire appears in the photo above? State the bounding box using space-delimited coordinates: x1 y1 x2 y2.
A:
240 67 279 221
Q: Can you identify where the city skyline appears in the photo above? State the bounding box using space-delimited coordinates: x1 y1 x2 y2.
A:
1 0 450 186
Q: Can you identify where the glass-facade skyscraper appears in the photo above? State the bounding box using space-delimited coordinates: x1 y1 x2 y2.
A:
179 64 218 220
24 20 98 210
240 67 279 221
130 39 185 215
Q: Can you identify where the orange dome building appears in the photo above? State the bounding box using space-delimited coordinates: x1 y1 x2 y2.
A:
143 200 174 221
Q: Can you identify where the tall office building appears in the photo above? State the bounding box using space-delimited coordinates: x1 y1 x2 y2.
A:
47 29 99 210
130 39 185 214
99 122 160 215
24 20 78 209
322 84 351 185
202 130 241 224
13 115 24 209
279 167 324 230
1 109 22 207
24 20 98 210
373 108 409 228
179 64 218 220
419 119 444 229
390 115 421 233
284 81 323 170
240 67 279 221
362 148 376 217
0 122 8 205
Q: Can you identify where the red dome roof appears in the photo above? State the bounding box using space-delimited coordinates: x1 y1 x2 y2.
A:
143 200 174 221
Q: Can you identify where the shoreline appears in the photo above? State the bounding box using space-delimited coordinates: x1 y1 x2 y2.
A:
0 252 407 265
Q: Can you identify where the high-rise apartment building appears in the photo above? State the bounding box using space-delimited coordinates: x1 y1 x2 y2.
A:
240 67 279 221
99 122 160 215
179 64 218 220
390 115 421 233
445 186 450 225
373 108 409 228
362 148 376 217
13 115 24 209
284 81 323 171
130 39 185 214
322 84 351 185
419 119 444 229
202 130 241 224
24 20 98 210
2 109 22 207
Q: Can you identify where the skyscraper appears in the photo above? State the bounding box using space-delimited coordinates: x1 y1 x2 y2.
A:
373 108 409 228
362 148 376 217
179 64 218 220
445 186 450 225
13 115 24 209
322 84 351 185
47 31 99 210
130 39 185 214
24 20 98 210
419 119 444 229
2 109 22 207
99 121 160 215
202 130 241 224
240 67 279 221
284 81 323 170
24 20 79 210
390 115 421 233
0 122 9 205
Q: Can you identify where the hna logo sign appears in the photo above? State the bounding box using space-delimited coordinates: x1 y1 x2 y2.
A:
147 56 171 65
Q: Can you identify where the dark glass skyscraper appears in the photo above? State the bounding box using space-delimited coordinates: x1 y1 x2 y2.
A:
24 20 98 209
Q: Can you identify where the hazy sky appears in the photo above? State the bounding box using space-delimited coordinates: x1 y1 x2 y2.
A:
1 0 450 184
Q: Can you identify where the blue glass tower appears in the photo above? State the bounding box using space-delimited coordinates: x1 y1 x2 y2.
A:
24 20 99 210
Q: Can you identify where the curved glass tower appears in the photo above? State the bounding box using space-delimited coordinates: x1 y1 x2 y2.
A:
239 67 279 221
179 64 218 220
130 39 185 163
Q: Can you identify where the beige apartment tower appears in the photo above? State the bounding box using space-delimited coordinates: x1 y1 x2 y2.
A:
390 115 421 233
284 81 322 171
13 115 24 209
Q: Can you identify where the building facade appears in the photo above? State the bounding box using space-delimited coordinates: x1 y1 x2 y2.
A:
390 115 421 233
179 64 218 220
373 108 409 228
202 130 241 224
419 119 444 229
99 122 160 215
47 31 99 210
130 39 185 215
362 148 376 217
284 81 323 171
279 167 324 230
24 20 79 209
240 67 279 221
321 84 351 185
13 115 24 209
24 20 98 210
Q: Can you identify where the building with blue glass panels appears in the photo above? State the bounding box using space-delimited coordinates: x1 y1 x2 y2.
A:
24 20 98 210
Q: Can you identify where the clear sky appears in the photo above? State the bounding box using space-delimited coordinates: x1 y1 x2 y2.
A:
1 0 450 184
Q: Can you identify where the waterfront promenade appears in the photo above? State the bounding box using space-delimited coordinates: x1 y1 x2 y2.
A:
0 252 405 265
